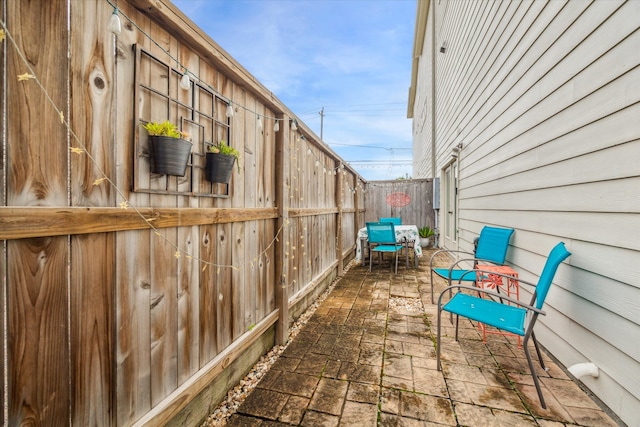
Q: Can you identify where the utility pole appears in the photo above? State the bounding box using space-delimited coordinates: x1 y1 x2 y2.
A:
319 107 324 140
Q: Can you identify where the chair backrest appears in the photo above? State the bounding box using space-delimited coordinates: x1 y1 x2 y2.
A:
535 242 571 309
379 217 402 226
366 222 397 244
474 226 515 264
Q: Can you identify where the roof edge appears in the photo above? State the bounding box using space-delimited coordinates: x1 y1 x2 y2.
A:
407 0 430 118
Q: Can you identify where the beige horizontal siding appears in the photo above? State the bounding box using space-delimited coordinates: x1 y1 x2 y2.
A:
412 0 640 424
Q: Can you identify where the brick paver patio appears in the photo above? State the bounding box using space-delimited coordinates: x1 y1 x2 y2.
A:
225 249 621 426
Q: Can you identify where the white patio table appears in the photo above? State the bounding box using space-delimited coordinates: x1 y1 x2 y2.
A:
355 224 422 267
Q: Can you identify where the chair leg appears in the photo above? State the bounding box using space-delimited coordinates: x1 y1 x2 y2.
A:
362 239 367 267
405 243 409 268
430 270 435 304
436 305 443 371
531 331 547 370
454 315 460 341
368 251 373 272
394 251 398 274
448 277 455 324
524 335 547 409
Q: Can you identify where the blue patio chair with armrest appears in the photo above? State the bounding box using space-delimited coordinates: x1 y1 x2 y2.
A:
361 218 402 266
379 217 402 225
366 222 406 274
379 217 414 267
429 226 515 303
436 242 571 409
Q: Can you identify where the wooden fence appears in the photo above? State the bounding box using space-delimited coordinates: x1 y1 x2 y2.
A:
0 1 430 425
364 179 435 230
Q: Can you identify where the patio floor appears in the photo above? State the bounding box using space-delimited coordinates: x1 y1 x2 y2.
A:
224 249 621 426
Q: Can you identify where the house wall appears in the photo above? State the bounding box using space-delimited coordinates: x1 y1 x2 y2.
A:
410 0 435 180
409 0 640 425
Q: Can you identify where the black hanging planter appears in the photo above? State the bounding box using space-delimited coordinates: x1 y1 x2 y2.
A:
205 152 236 184
149 136 192 176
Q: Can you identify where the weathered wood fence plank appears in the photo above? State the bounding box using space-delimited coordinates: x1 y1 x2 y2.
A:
6 0 71 425
364 179 435 230
70 2 117 423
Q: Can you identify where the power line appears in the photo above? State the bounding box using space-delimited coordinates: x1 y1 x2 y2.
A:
322 102 406 108
324 113 407 117
298 110 406 117
349 164 412 169
348 160 412 164
330 143 412 151
324 108 406 113
296 103 406 116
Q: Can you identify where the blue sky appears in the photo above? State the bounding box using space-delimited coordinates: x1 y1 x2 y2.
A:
172 0 416 181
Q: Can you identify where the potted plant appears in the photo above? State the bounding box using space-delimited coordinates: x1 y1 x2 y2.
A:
141 120 192 176
418 226 435 248
205 140 241 184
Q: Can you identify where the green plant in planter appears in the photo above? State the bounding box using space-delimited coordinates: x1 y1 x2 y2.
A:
418 225 435 248
205 140 241 184
141 120 192 176
418 226 434 238
141 120 189 139
208 140 241 173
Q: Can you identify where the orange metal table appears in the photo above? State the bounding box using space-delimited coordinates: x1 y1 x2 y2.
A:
475 265 522 346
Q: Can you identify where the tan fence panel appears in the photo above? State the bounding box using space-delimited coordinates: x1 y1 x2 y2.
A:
365 179 435 230
5 0 72 425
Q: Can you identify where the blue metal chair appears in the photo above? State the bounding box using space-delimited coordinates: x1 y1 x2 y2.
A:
379 217 412 266
379 217 402 225
429 226 515 303
366 222 405 274
436 242 571 409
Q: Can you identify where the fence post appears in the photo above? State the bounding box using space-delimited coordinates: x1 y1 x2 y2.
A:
336 162 344 275
354 178 361 251
274 114 290 345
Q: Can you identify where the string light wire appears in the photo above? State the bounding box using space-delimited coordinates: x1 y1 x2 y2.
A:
4 2 366 270
103 0 378 184
105 0 286 129
0 19 288 271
